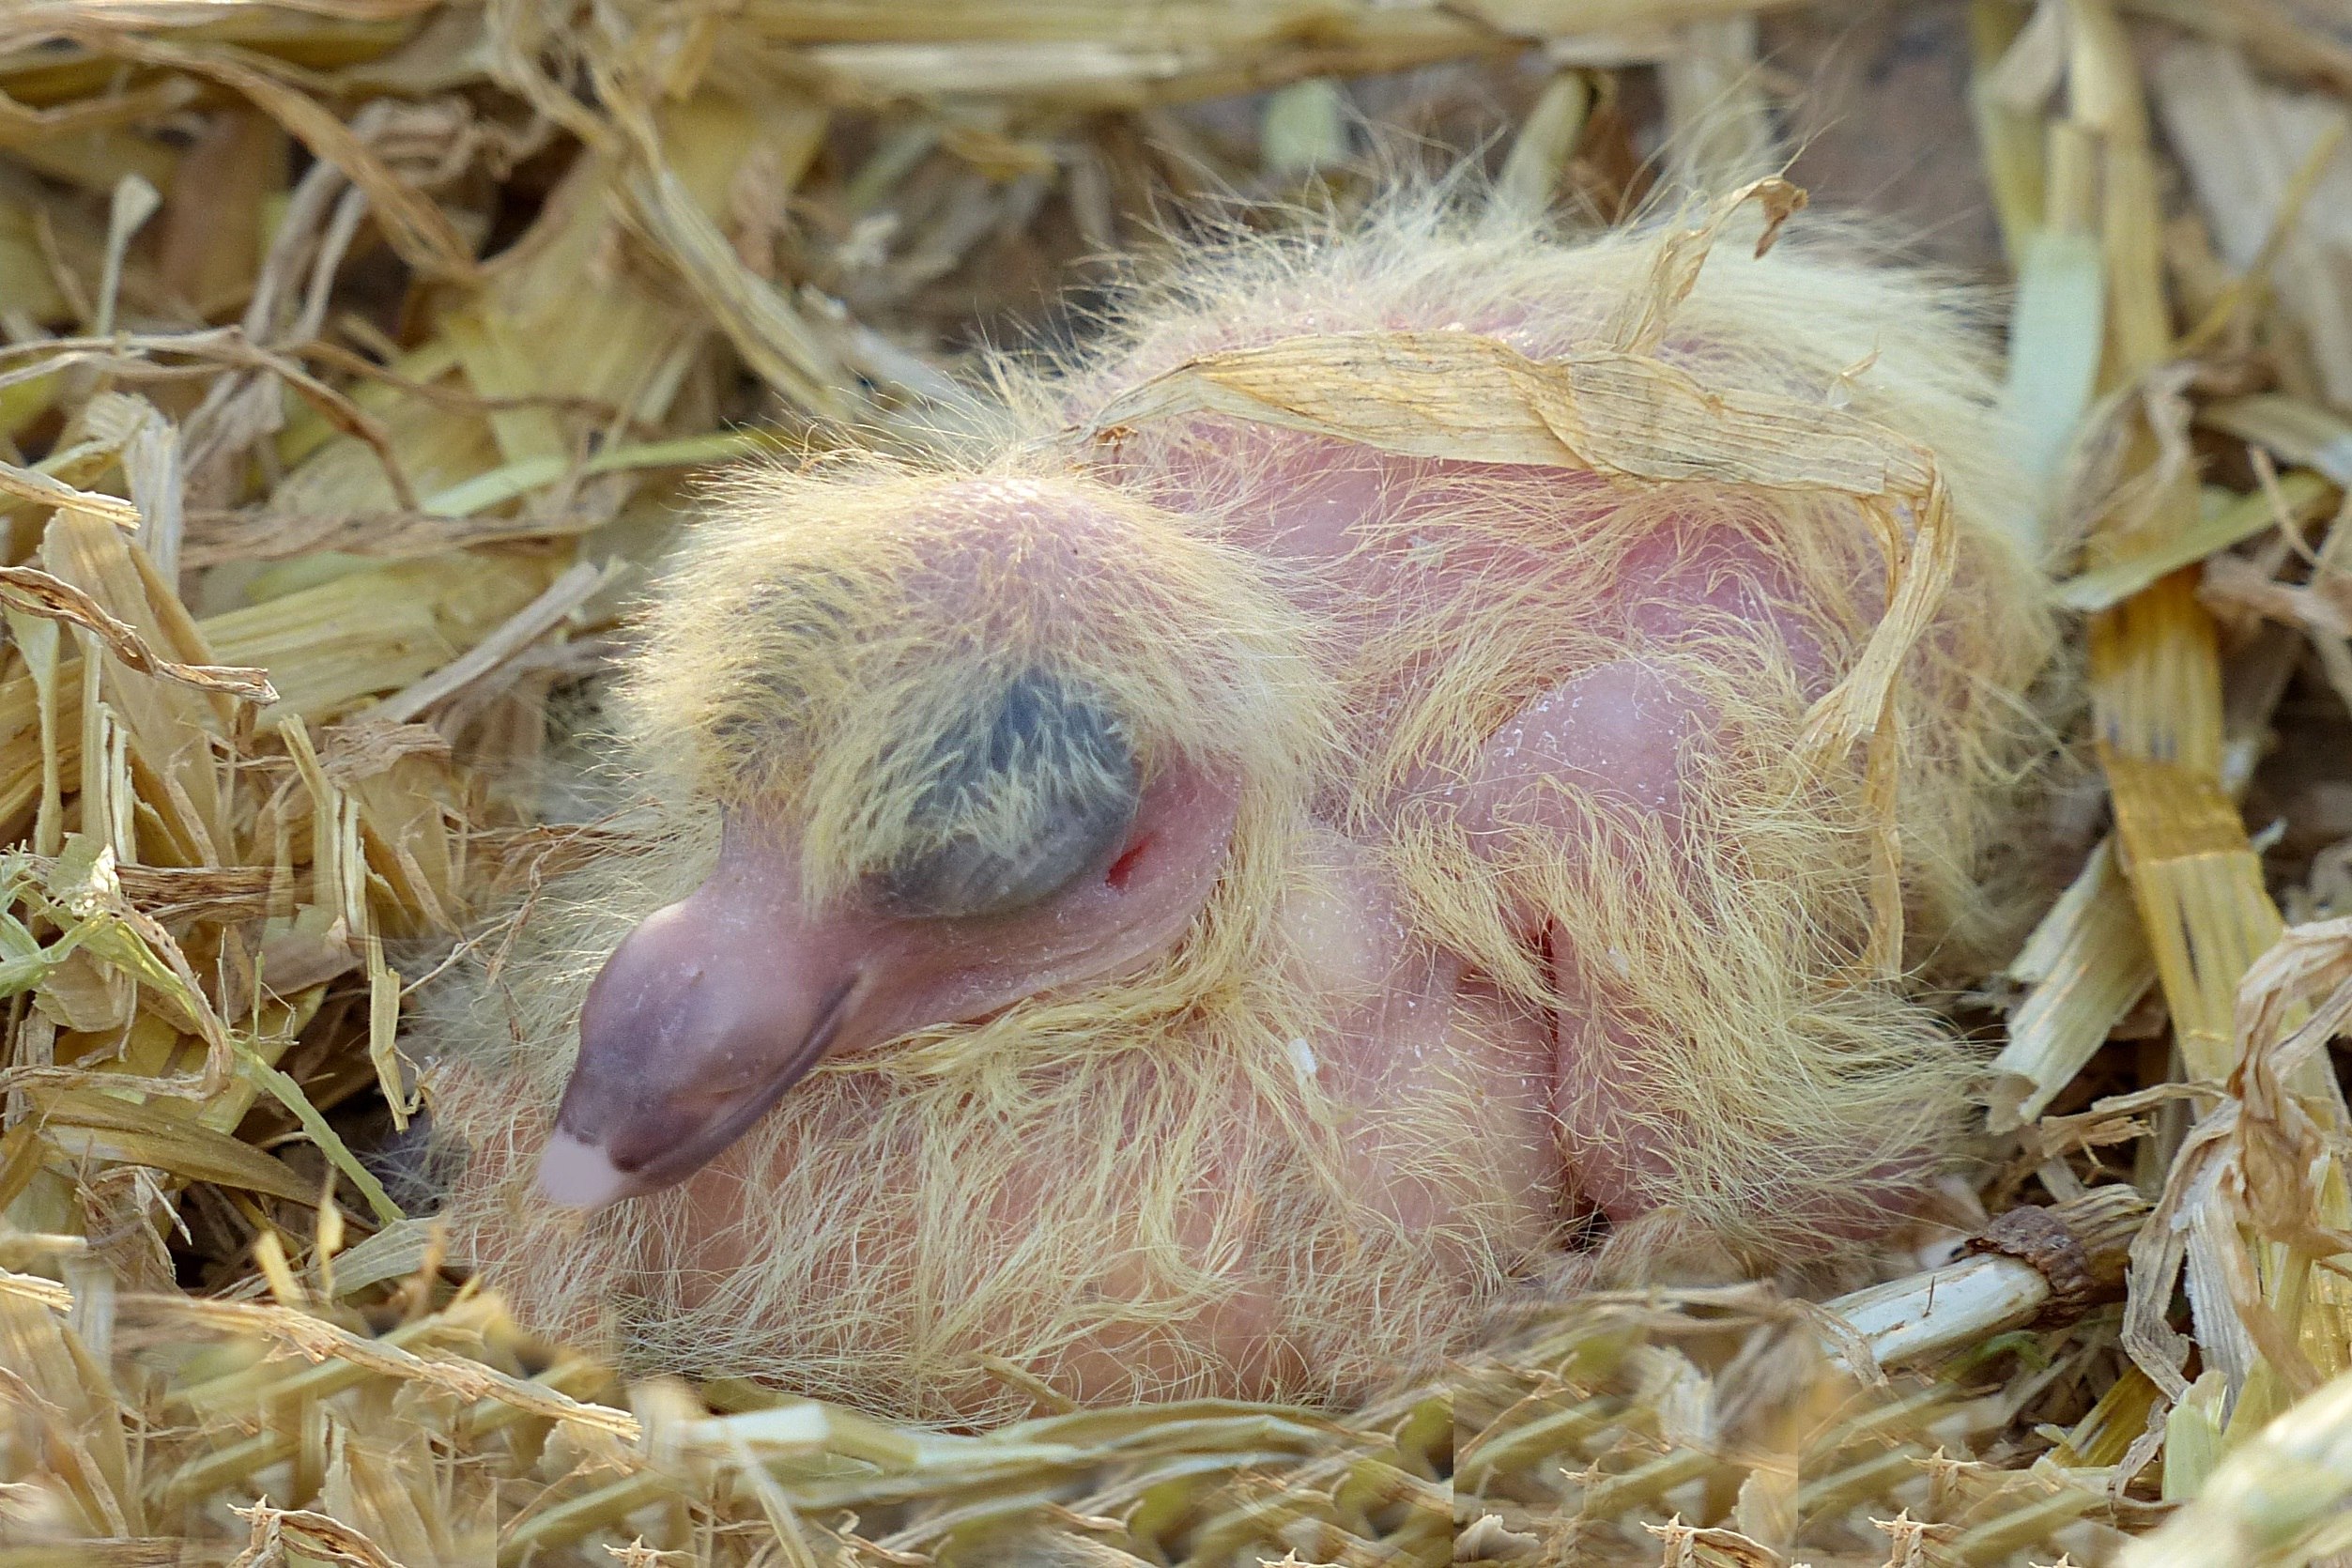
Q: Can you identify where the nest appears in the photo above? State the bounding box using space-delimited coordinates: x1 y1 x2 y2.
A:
1 1 2351 1564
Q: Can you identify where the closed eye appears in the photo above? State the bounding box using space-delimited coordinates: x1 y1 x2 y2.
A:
877 669 1140 920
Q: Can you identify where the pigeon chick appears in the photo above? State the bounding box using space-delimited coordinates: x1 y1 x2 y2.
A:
423 193 2055 1420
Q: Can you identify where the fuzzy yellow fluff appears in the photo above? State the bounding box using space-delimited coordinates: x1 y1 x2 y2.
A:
423 192 2058 1420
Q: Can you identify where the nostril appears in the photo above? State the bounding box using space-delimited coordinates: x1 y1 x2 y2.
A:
1104 838 1151 891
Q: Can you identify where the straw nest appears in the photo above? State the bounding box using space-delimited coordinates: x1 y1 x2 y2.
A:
2 1 2352 1564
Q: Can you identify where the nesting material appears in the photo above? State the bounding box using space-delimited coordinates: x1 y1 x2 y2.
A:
0 1 2348 1564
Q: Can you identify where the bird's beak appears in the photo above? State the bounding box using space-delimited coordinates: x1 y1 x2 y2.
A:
537 829 874 1210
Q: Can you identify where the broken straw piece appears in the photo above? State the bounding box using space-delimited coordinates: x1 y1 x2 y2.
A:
1821 1187 2150 1374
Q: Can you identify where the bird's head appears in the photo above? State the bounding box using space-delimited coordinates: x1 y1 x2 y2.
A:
537 463 1326 1208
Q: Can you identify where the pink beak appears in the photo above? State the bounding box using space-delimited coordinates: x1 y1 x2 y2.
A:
536 829 874 1209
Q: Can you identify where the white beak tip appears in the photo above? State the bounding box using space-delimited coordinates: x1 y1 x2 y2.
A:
536 1130 636 1209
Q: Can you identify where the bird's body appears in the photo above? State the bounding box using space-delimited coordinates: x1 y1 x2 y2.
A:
424 195 2055 1419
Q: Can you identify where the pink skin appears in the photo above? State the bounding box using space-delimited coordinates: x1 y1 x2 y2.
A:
536 411 1897 1391
545 464 1833 1207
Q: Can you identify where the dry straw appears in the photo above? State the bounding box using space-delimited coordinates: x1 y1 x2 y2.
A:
0 0 2348 1563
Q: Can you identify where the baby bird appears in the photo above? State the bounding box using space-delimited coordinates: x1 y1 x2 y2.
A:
425 193 2054 1420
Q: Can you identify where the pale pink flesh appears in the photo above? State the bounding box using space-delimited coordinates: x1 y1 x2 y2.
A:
546 554 1810 1215
1452 657 1697 1222
531 444 1891 1394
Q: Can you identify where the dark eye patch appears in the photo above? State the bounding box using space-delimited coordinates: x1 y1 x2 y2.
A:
878 670 1140 920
